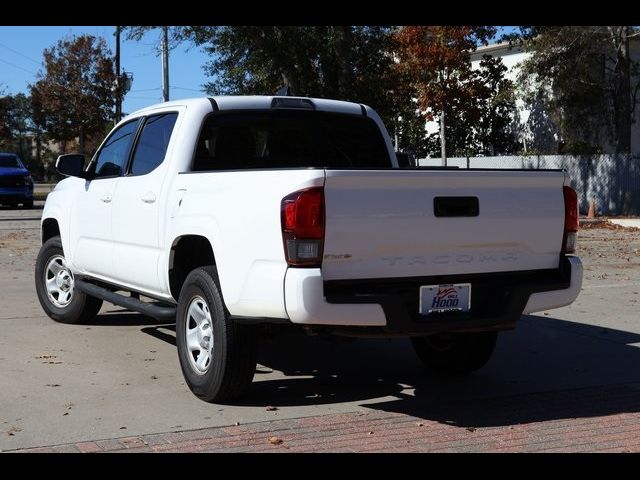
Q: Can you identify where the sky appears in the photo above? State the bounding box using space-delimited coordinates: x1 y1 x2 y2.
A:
0 26 212 114
0 26 516 115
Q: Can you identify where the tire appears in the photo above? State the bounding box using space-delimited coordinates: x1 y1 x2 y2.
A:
35 236 103 324
23 199 34 209
411 331 498 375
176 266 257 403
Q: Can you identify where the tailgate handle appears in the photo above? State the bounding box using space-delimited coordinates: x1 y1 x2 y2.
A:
434 196 479 217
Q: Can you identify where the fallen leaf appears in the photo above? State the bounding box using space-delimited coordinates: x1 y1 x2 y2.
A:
234 422 240 426
266 406 279 411
269 436 283 445
466 427 477 432
120 426 127 430
416 422 425 427
368 431 374 435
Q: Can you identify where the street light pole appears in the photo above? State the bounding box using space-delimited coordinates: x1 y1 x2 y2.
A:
440 108 447 167
162 26 169 102
115 26 122 122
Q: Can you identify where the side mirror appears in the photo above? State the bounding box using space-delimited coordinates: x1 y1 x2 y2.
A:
56 154 86 178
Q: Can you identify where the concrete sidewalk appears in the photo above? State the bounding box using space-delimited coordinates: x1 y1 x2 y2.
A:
14 383 640 453
609 219 640 229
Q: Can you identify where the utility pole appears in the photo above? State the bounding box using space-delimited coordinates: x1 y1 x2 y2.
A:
440 109 447 166
162 26 169 102
115 26 122 123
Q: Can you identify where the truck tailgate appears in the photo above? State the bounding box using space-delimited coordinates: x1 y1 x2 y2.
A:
322 169 567 280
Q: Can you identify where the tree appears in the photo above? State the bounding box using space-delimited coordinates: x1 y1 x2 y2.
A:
125 26 402 136
474 56 520 155
509 26 640 154
6 94 33 160
0 93 36 161
181 27 392 101
393 26 518 160
0 99 11 147
30 35 116 155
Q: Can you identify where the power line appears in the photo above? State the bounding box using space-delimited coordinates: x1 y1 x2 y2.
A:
127 95 162 100
130 87 162 92
0 41 40 65
0 58 36 75
173 86 205 92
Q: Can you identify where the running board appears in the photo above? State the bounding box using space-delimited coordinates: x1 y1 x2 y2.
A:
75 279 177 321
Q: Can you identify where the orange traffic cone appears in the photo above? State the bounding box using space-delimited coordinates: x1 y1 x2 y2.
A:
587 200 596 219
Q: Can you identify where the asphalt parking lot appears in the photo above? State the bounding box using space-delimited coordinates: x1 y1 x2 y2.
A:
2 203 640 452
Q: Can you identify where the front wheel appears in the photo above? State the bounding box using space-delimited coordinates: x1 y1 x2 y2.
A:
176 266 257 403
411 331 498 375
35 236 103 323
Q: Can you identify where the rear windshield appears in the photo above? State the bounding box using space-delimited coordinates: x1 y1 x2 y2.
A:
0 154 22 168
192 110 390 171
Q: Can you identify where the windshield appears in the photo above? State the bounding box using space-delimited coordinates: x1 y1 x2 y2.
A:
0 154 23 169
192 110 391 171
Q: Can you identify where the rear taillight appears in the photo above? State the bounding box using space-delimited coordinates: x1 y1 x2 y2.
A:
562 186 579 254
281 187 325 267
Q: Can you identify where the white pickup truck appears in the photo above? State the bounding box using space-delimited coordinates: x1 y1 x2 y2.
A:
36 96 582 402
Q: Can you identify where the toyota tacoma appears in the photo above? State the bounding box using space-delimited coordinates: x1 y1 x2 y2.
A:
35 96 583 402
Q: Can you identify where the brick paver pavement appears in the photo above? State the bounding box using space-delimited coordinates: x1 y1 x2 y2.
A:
12 382 640 453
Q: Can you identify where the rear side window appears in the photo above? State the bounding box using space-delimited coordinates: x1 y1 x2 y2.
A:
129 113 178 176
192 110 390 171
93 119 140 178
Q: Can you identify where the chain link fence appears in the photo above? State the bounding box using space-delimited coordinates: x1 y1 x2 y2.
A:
418 155 640 215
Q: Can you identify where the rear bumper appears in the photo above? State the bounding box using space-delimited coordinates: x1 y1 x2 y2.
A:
522 256 582 314
284 256 582 335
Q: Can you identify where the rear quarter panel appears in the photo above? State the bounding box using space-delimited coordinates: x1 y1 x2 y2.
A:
168 169 325 318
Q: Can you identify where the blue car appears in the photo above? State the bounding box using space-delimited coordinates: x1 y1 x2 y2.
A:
0 152 34 209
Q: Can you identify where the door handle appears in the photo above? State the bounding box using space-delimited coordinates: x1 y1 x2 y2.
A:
141 192 156 204
100 194 112 203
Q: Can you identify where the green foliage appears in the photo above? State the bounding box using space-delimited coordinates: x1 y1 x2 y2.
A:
0 93 35 162
179 26 398 121
29 35 116 155
474 55 520 155
125 26 409 150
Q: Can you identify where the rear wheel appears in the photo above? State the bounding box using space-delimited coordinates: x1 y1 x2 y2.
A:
35 236 103 324
176 266 257 403
411 331 498 375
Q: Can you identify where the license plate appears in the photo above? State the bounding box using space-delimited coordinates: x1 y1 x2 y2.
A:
419 283 471 315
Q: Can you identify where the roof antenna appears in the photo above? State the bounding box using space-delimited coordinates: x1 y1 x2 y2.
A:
275 85 294 96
